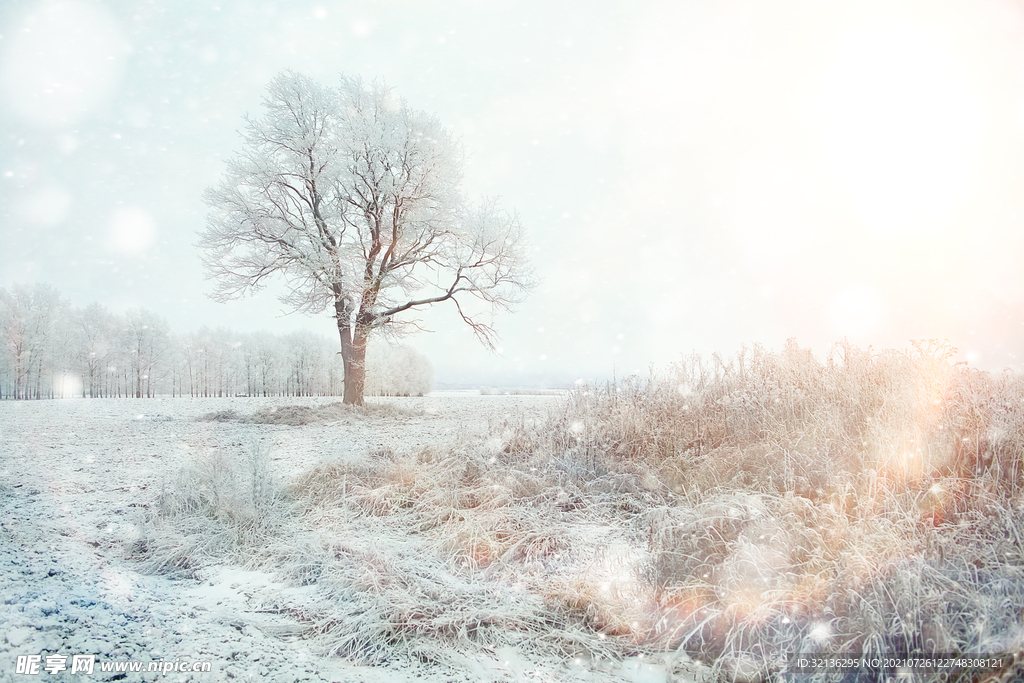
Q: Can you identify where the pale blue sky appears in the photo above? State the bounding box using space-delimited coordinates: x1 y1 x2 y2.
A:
3 0 1024 385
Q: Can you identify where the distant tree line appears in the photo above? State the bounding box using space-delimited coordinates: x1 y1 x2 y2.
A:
0 283 432 399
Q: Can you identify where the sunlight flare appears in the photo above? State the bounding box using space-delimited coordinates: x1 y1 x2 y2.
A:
817 18 982 233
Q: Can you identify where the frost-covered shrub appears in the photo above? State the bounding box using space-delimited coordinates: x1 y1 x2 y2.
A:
364 344 433 397
128 440 292 575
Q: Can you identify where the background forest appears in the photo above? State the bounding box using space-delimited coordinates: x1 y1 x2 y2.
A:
0 282 433 399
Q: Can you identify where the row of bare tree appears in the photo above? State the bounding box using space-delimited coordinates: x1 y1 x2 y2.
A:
0 283 432 399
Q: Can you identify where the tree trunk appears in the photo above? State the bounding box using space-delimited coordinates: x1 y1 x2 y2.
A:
334 289 366 406
342 329 366 405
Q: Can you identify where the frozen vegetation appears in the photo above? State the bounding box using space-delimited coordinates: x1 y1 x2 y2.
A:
2 340 1023 682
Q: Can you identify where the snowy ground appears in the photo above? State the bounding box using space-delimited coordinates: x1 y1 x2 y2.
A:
0 396 698 682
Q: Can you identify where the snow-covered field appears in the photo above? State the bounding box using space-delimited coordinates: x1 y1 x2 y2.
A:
0 396 697 683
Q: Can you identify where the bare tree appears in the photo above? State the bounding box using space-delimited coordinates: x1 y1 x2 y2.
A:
122 309 170 398
365 344 433 397
199 72 533 404
75 303 116 397
0 284 67 399
253 332 283 397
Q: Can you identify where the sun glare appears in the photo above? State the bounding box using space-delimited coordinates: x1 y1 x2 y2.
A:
51 372 82 398
828 285 884 339
817 18 981 233
108 207 158 254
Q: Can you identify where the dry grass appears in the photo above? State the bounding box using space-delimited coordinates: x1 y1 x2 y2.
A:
502 339 1024 681
131 340 1024 681
283 444 660 663
130 437 646 666
198 401 422 425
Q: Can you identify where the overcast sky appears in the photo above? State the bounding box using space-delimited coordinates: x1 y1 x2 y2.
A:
3 0 1024 387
